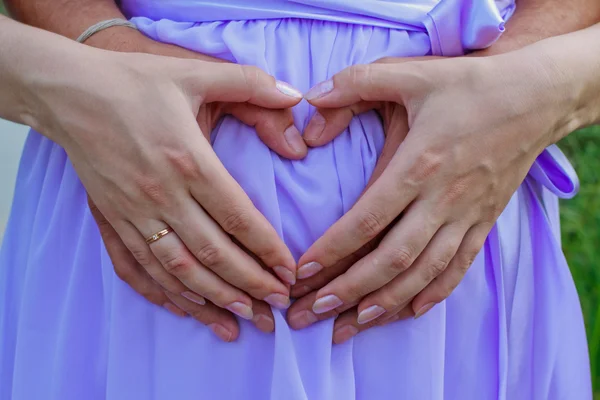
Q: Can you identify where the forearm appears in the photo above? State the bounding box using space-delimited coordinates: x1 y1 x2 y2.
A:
541 24 600 133
500 23 600 144
3 0 158 52
0 15 95 139
480 0 600 55
4 0 123 40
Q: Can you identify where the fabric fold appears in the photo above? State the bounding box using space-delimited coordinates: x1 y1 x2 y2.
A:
0 1 590 399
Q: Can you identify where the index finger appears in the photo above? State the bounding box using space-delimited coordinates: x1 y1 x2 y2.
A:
304 62 422 107
182 62 303 108
297 136 420 276
187 151 297 283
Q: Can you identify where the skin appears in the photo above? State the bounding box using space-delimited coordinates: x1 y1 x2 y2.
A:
0 13 307 341
289 22 600 343
4 0 600 342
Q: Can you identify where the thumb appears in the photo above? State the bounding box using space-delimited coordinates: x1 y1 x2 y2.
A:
185 61 303 108
303 101 380 147
303 60 425 109
223 103 307 160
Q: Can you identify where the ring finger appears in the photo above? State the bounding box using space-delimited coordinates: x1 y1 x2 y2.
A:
142 222 257 320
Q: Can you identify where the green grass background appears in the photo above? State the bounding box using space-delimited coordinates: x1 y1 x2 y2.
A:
560 126 600 398
1 3 599 395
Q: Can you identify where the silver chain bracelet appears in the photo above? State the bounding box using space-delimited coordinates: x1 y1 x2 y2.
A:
76 18 138 43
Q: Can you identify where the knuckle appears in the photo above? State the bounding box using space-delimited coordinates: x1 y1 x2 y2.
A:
382 245 414 273
161 252 192 276
424 254 452 281
194 243 224 268
357 210 387 240
220 210 252 236
462 238 485 267
164 149 202 181
94 215 114 237
130 246 153 267
458 252 478 273
427 258 450 279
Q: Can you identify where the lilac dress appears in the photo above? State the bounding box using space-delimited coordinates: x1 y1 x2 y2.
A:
0 0 591 399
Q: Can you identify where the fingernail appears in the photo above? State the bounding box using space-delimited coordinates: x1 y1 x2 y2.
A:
252 314 275 333
209 323 233 342
163 302 187 318
273 265 296 285
414 302 436 319
303 111 326 143
181 291 206 305
263 293 290 309
357 305 386 324
276 80 303 99
226 301 254 320
289 310 319 329
291 285 313 298
283 125 305 154
297 261 323 279
333 325 359 344
312 294 343 314
305 79 334 100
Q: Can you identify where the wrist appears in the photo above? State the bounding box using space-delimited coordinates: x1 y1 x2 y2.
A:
532 28 600 142
480 44 583 149
84 25 154 53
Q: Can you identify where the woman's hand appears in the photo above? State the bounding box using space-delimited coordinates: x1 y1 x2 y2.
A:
29 45 302 341
88 196 276 341
78 30 306 341
288 46 583 342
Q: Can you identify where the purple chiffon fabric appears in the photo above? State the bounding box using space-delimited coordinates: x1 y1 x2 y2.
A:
0 1 591 399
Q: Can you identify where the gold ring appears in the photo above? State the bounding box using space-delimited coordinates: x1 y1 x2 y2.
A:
145 227 173 245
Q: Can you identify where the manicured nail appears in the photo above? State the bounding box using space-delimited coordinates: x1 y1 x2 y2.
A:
181 291 206 305
414 302 435 319
288 310 319 329
226 301 254 320
357 305 386 324
209 323 233 342
333 325 359 344
303 111 326 143
283 125 305 154
297 261 323 279
276 80 303 99
263 293 290 309
163 302 187 318
252 314 275 333
273 266 296 285
312 294 343 314
305 79 334 100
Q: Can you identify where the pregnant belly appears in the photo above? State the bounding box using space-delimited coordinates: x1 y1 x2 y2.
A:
130 18 432 257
